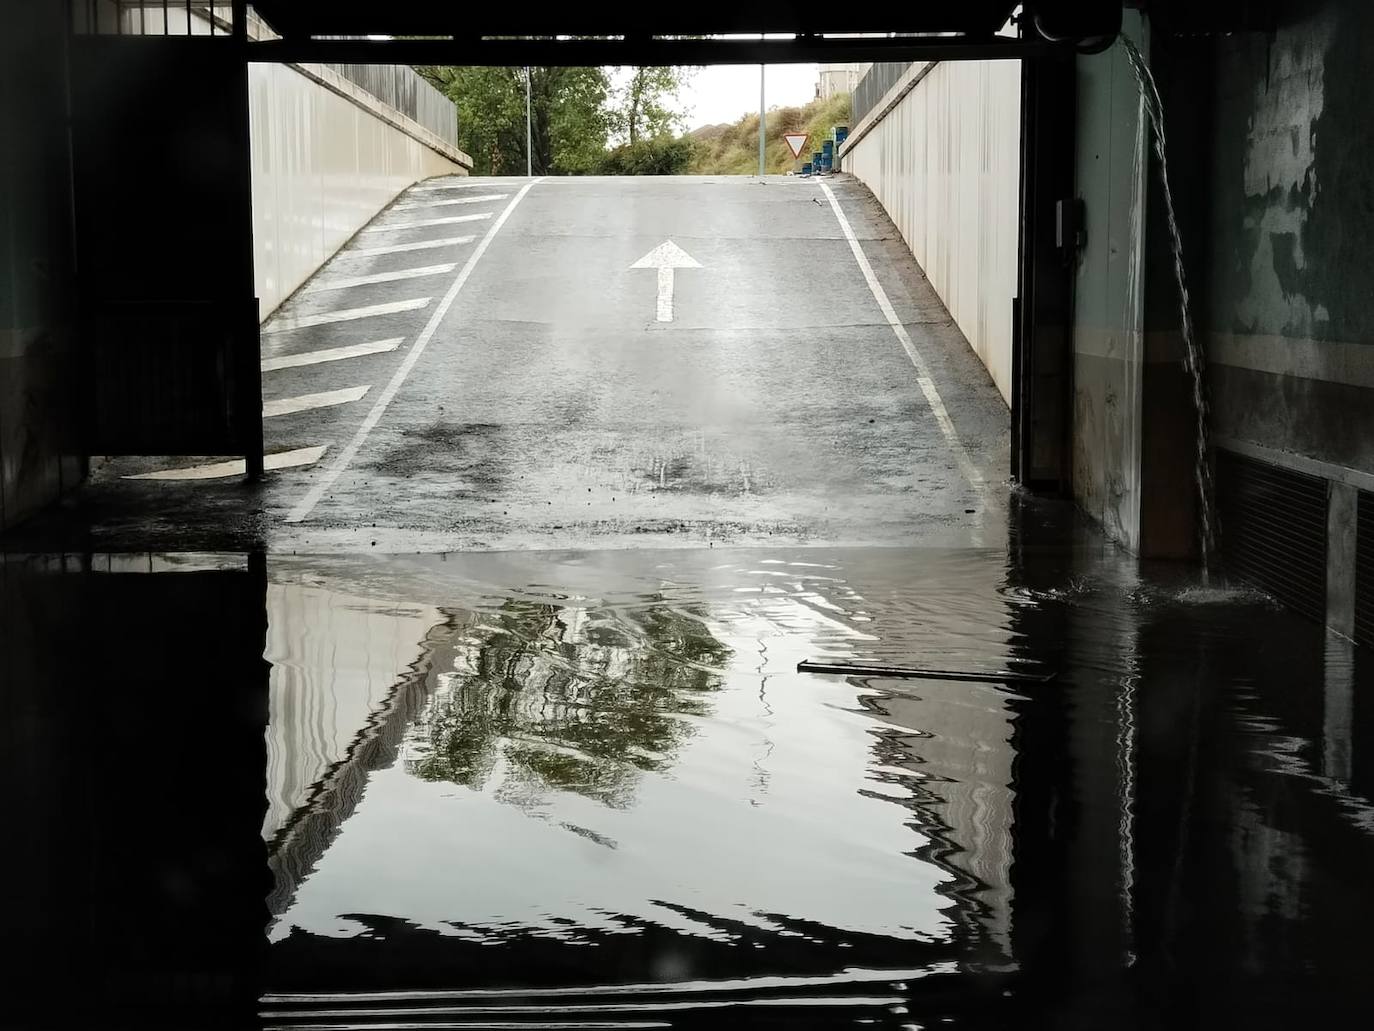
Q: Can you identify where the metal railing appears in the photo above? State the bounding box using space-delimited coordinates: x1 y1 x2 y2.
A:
323 63 457 148
851 61 914 125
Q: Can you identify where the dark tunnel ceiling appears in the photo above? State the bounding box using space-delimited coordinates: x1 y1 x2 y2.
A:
248 3 1025 40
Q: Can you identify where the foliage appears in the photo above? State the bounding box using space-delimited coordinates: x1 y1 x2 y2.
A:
598 135 696 176
610 67 692 145
417 65 611 176
688 91 852 175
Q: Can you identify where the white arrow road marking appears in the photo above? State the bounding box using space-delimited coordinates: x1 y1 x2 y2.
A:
305 264 456 292
263 386 370 418
345 236 475 258
262 297 431 333
261 338 402 372
123 446 327 481
630 240 702 323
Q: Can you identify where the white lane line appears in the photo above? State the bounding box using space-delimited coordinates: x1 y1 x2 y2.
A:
287 178 545 523
361 213 493 232
263 386 370 418
261 338 402 372
818 181 984 491
124 446 327 481
344 236 475 258
262 297 431 333
304 264 457 292
395 194 508 210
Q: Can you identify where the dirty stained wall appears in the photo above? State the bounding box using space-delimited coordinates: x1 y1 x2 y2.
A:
1203 1 1374 481
1071 0 1374 628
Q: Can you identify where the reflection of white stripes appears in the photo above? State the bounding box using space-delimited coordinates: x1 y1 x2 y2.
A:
305 264 456 292
263 386 370 418
395 194 507 210
124 446 327 481
818 181 985 493
344 236 475 258
261 338 402 372
361 213 492 232
287 179 544 523
263 298 430 333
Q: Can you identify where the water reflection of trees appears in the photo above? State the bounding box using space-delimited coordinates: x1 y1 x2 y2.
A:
405 599 731 808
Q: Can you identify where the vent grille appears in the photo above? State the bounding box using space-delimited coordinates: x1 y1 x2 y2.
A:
1355 491 1374 647
1216 449 1328 623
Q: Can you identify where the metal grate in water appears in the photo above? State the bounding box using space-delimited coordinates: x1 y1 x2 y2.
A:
1354 491 1374 646
1215 449 1328 623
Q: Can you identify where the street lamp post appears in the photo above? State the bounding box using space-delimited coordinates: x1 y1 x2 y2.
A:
758 64 766 177
525 66 533 177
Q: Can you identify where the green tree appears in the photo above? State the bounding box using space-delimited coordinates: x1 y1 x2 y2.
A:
418 65 611 176
612 67 692 144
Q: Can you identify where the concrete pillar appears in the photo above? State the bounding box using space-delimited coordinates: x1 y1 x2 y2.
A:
1322 630 1355 786
1326 480 1357 639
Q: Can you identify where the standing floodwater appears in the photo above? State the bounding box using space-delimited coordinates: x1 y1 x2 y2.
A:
1119 35 1217 571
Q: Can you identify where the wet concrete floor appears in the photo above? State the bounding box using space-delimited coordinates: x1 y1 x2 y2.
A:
4 507 1373 1028
19 175 1008 554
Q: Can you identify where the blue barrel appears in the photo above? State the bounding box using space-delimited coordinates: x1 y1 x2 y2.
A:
812 151 823 171
801 162 813 176
820 139 834 172
834 126 849 147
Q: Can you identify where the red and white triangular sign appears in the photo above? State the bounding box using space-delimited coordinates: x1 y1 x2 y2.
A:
783 133 810 160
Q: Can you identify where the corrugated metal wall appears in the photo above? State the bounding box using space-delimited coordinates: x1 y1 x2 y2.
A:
841 60 1022 404
248 62 464 318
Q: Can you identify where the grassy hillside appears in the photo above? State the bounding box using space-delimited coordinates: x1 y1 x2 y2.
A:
688 92 852 175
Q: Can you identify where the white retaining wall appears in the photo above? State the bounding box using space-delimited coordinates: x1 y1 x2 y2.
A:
841 60 1021 404
248 62 468 318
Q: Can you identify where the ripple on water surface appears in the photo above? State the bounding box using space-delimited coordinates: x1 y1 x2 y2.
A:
259 545 1374 1027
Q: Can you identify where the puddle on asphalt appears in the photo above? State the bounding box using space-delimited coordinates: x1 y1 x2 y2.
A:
4 545 1373 1027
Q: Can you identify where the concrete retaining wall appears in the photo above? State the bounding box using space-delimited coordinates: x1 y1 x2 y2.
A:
148 4 472 319
249 61 469 318
840 59 1022 404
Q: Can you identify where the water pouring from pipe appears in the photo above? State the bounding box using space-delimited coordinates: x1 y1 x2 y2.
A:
1119 35 1218 577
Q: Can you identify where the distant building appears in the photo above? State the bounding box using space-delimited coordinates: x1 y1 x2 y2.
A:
816 63 870 101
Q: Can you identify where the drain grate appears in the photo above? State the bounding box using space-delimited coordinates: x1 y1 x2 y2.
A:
1215 449 1328 623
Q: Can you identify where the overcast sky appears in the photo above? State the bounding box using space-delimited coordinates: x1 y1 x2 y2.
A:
680 64 820 129
608 65 820 132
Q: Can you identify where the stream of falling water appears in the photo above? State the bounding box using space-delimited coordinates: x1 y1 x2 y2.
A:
1119 35 1217 575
